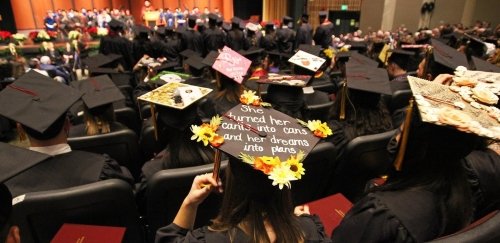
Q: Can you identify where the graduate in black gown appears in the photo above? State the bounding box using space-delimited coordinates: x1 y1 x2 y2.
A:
276 16 296 55
332 82 489 242
295 14 313 46
179 15 205 56
386 49 414 93
98 19 134 71
259 22 278 52
0 71 134 197
226 17 248 51
202 14 226 56
313 11 334 48
132 25 152 65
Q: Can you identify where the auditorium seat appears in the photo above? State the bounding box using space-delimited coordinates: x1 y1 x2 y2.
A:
10 179 145 243
145 161 228 242
388 89 412 114
331 129 398 202
292 142 338 205
115 106 141 135
68 127 143 180
139 122 168 161
426 210 500 243
303 101 334 122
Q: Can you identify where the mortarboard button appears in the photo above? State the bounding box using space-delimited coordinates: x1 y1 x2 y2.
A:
0 70 82 133
71 75 125 110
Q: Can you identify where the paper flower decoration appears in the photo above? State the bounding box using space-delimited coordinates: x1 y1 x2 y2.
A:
239 90 271 107
190 115 224 147
297 119 333 138
239 151 305 189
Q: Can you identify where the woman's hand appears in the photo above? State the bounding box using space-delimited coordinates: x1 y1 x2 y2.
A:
294 205 310 216
184 173 222 207
432 74 454 85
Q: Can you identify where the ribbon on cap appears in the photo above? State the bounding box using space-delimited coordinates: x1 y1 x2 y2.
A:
90 79 101 91
8 84 39 98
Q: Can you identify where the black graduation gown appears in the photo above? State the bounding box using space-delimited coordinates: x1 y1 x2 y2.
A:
156 214 331 243
202 27 226 55
276 27 296 54
296 23 313 46
390 74 410 93
132 39 152 64
266 85 305 119
99 35 134 71
226 28 248 51
463 149 500 220
332 190 444 243
259 32 278 52
164 37 182 64
5 150 134 197
179 29 205 56
313 22 335 48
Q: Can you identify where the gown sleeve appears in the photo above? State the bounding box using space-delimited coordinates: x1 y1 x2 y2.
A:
331 193 414 243
155 223 207 243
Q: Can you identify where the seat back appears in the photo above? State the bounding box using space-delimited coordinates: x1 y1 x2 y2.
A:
115 106 141 135
389 89 412 113
10 179 145 243
303 101 334 122
292 142 337 205
333 129 397 201
145 162 227 242
139 123 167 161
68 127 143 180
426 210 500 243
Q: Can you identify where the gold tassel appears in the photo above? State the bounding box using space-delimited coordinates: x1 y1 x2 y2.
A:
393 98 414 171
150 104 158 141
339 82 347 120
423 47 433 80
17 127 27 142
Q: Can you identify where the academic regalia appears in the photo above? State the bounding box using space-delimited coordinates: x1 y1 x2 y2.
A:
276 25 296 54
202 27 226 55
99 20 134 70
163 34 182 64
332 190 443 242
389 74 410 92
179 28 205 56
314 22 335 48
296 15 313 46
156 214 330 242
227 27 248 51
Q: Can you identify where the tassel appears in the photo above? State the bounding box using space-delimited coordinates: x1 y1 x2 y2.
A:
150 104 158 141
339 82 347 120
17 127 27 142
394 98 414 171
423 47 433 80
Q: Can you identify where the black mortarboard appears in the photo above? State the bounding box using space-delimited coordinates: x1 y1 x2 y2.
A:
232 17 242 25
348 41 368 52
472 56 500 72
134 25 150 37
387 49 413 70
283 16 293 24
188 14 198 22
202 51 220 66
349 51 378 67
216 103 321 162
239 47 264 62
0 71 82 133
208 13 218 22
408 76 500 140
298 44 323 56
0 142 51 230
430 38 469 70
179 49 201 59
83 54 122 69
345 65 392 95
71 75 125 109
184 55 208 70
222 22 231 32
335 51 351 63
152 61 179 72
265 21 275 29
87 67 121 76
108 19 124 30
155 26 166 36
319 11 328 18
465 34 487 57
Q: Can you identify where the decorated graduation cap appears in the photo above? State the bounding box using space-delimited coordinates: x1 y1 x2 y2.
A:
0 70 82 133
430 38 469 71
0 142 51 231
138 82 212 135
189 90 332 189
256 73 312 87
387 49 414 70
392 76 500 171
288 50 326 72
70 75 125 110
212 46 252 84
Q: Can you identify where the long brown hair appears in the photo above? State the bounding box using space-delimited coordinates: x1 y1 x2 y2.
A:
210 158 305 243
84 104 115 136
214 72 243 104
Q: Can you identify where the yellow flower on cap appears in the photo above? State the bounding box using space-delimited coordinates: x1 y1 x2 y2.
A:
285 150 305 179
191 115 224 147
268 163 298 190
298 119 333 138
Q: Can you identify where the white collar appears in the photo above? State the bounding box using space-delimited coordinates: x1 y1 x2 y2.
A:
30 143 72 156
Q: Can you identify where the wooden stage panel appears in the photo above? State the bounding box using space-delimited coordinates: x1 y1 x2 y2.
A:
30 0 54 29
11 0 36 30
53 1 72 12
74 0 93 11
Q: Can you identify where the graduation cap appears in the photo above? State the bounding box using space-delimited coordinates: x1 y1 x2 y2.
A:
212 46 252 83
298 44 323 56
407 76 500 141
335 51 351 63
0 70 82 133
283 16 293 24
155 26 166 36
213 103 323 188
256 74 312 87
83 54 122 69
387 49 414 70
347 41 368 53
184 55 208 71
288 50 326 72
472 56 500 72
70 75 125 110
151 61 178 72
179 49 201 60
345 65 392 95
319 11 328 18
138 83 212 132
0 142 51 230
108 19 124 31
202 51 220 66
208 13 218 23
222 22 231 32
232 17 242 26
133 25 150 37
430 38 469 70
239 47 264 63
465 34 487 57
188 14 198 22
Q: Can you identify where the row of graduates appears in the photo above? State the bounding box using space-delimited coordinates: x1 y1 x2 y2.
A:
1 27 499 242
